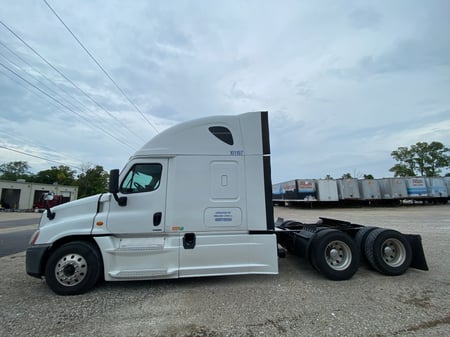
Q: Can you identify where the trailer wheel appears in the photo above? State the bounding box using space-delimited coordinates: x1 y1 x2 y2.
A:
355 226 378 261
45 241 102 295
364 228 412 276
310 230 360 280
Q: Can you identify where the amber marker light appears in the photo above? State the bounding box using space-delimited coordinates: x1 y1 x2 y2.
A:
96 221 104 226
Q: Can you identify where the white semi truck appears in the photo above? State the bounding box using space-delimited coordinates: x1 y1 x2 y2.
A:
26 111 428 295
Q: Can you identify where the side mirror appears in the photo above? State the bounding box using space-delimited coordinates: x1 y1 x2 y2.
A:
109 169 120 193
109 169 127 207
44 193 56 220
44 192 54 201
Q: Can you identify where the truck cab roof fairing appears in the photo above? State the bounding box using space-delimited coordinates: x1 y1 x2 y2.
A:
133 111 269 157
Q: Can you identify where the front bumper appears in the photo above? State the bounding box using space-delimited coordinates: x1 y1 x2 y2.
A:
26 244 51 278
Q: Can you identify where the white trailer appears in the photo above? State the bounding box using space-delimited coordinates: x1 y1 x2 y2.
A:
337 178 361 200
405 177 428 199
316 179 339 202
359 179 382 201
425 177 448 202
26 111 428 295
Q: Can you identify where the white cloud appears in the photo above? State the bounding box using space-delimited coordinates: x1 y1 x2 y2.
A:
0 0 449 181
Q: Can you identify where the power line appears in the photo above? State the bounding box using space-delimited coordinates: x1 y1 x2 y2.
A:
0 60 136 151
0 67 89 168
0 39 97 117
0 63 62 112
0 40 142 147
0 144 83 170
0 126 87 167
0 47 76 111
0 20 146 144
43 0 159 134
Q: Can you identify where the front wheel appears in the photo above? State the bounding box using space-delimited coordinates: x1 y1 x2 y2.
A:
310 230 360 280
45 241 102 295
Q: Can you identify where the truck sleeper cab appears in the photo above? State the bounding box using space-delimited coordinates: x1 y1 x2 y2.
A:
26 111 428 295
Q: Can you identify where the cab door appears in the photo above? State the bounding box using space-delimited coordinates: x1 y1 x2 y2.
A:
107 159 168 234
105 159 179 279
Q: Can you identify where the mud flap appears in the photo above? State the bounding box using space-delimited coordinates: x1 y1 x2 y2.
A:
404 234 429 271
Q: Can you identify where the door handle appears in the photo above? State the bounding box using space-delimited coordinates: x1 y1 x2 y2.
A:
183 233 196 249
153 212 162 226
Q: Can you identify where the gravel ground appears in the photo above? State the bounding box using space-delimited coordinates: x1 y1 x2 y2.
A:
0 205 449 337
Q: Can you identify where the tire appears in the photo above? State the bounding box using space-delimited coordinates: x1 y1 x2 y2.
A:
45 241 102 295
309 229 360 280
355 226 378 262
364 228 412 276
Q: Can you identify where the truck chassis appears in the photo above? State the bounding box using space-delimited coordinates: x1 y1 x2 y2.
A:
275 217 428 280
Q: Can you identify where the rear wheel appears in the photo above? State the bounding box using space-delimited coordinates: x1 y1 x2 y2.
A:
310 229 360 280
364 228 412 276
45 241 102 295
355 226 378 262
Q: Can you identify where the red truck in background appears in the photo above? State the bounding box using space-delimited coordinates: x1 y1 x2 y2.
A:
32 194 65 212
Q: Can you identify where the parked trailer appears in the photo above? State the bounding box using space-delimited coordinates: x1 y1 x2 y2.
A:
445 177 450 200
377 178 408 204
272 183 283 202
26 111 428 295
272 179 318 205
273 177 449 206
359 179 381 201
281 180 297 202
316 179 339 202
425 177 448 203
405 177 428 201
337 179 361 201
296 179 317 201
378 178 408 199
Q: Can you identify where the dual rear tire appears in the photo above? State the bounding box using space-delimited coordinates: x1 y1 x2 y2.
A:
364 228 412 276
309 229 360 280
309 227 413 280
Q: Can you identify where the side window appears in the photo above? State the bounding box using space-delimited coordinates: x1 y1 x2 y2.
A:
120 164 162 194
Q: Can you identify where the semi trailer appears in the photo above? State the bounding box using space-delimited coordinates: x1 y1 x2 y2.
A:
26 111 428 295
273 176 449 206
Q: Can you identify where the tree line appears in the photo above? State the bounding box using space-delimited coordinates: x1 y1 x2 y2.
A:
1 141 449 198
326 141 449 179
0 161 108 199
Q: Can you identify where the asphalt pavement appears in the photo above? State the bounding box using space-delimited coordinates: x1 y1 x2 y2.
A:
0 212 40 257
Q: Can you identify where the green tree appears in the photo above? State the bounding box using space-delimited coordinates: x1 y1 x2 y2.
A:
363 174 374 179
34 165 76 185
390 141 450 177
76 165 109 198
389 146 415 177
341 173 353 179
0 161 33 181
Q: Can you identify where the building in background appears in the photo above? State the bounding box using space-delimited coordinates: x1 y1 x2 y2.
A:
0 180 78 210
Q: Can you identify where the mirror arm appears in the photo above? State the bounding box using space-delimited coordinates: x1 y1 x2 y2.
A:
112 193 127 207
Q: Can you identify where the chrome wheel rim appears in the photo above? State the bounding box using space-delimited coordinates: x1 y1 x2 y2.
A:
382 238 406 267
325 240 352 270
54 253 87 287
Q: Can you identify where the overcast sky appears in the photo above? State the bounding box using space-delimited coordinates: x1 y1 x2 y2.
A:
1 0 449 183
